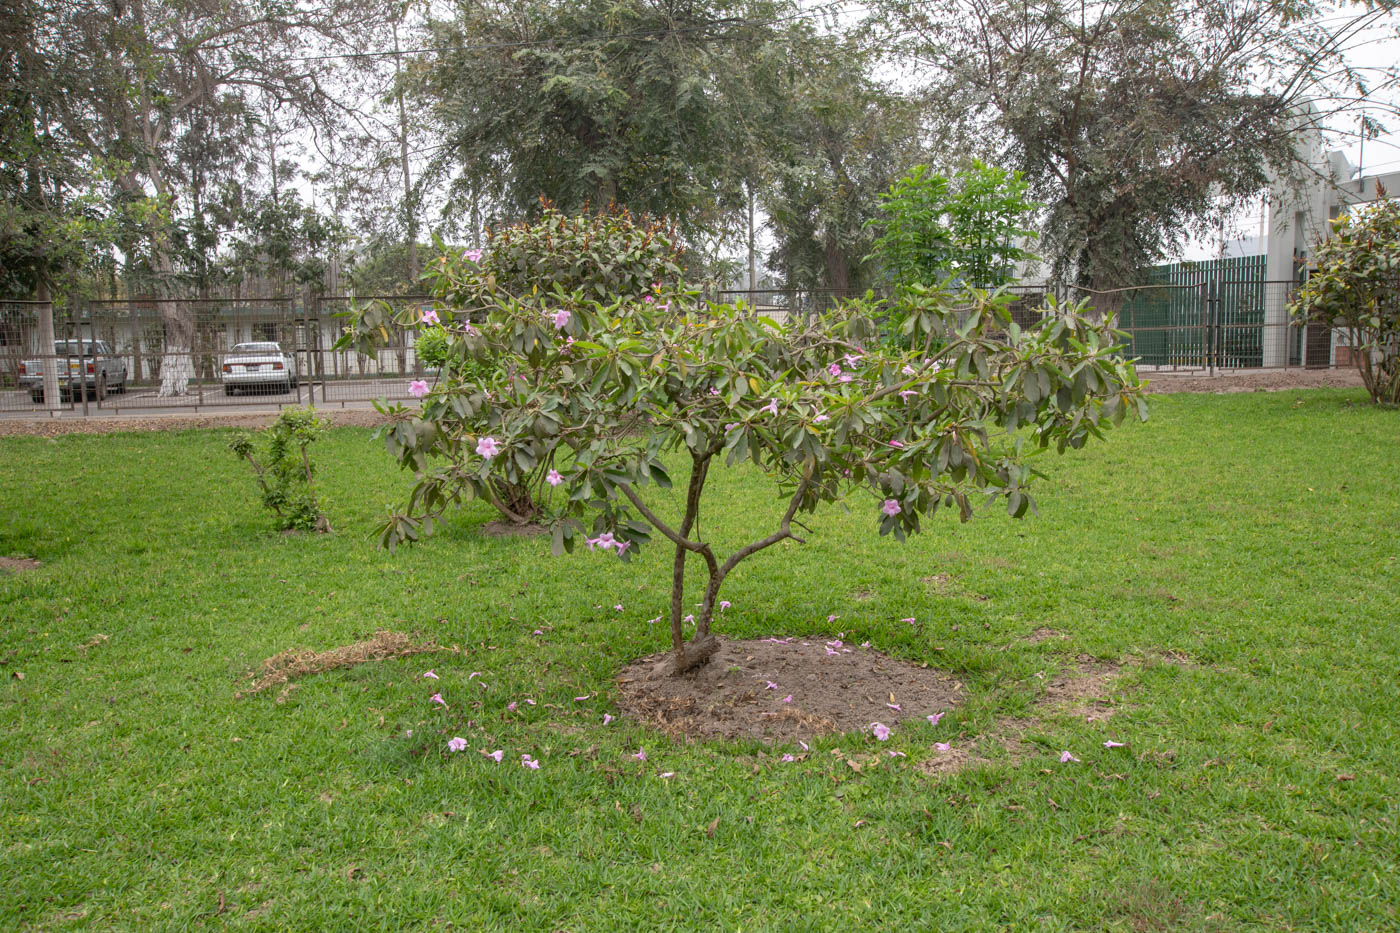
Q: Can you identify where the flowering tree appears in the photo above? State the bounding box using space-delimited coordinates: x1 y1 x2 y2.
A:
341 206 687 524
1291 198 1400 406
362 277 1145 675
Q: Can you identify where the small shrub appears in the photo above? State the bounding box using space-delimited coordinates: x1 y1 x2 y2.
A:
230 407 332 533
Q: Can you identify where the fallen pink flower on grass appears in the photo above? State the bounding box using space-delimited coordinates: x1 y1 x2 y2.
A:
468 671 483 680
632 749 647 761
507 702 517 712
765 681 779 690
525 699 536 706
1059 751 1080 763
934 742 952 751
825 646 840 656
447 736 467 752
888 751 906 758
871 722 891 741
486 749 504 762
430 693 447 708
1104 740 1126 748
782 695 793 703
780 754 796 762
574 695 591 702
603 714 614 726
659 771 676 778
799 741 810 751
927 712 945 727
719 601 731 610
901 617 916 625
533 629 544 636
521 754 541 770
423 670 439 680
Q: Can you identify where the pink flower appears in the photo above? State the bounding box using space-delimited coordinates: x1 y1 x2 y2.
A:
486 749 504 762
615 540 631 557
927 711 945 727
447 736 467 752
632 749 647 761
1059 750 1080 763
719 600 731 610
684 614 694 624
507 701 517 712
574 695 591 702
430 693 447 707
899 390 918 400
902 364 916 376
782 695 793 703
887 703 902 712
586 532 617 551
552 309 571 329
843 353 862 365
423 670 439 680
826 639 843 648
533 629 544 636
476 436 500 459
468 671 482 680
888 750 907 758
888 440 905 449
725 422 740 432
1103 740 1126 748
828 362 842 377
839 372 854 383
871 722 891 741
860 641 870 648
464 324 480 337
465 248 483 262
614 604 624 612
781 754 796 762
409 379 429 398
882 499 902 517
799 741 809 751
421 308 440 326
813 413 829 423
825 646 839 656
765 681 779 690
659 302 670 311
709 387 719 395
934 742 952 751
764 398 779 415
521 755 540 770
827 614 838 623
603 713 614 726
525 698 535 706
659 771 676 778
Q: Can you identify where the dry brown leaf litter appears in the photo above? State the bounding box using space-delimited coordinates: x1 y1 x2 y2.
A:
238 630 448 698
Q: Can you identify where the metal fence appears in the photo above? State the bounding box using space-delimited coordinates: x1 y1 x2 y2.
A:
0 295 436 416
1 281 1354 417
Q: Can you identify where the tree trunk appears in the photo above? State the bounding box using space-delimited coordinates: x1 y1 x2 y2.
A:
37 282 60 409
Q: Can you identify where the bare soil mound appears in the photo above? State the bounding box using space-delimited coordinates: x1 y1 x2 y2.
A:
237 630 448 699
616 636 964 745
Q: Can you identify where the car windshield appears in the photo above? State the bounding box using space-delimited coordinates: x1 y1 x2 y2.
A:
230 343 282 354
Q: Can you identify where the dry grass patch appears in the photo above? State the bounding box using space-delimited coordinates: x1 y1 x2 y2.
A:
238 630 448 698
0 556 41 572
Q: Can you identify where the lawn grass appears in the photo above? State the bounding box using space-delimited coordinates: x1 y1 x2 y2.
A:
2 388 1397 930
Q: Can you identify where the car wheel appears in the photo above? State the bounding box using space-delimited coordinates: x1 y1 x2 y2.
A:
94 375 107 402
282 379 294 394
224 385 234 396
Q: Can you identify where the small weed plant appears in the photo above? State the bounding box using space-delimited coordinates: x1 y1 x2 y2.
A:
230 407 332 532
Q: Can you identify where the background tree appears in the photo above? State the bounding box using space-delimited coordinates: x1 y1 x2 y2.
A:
420 0 791 249
759 31 925 291
878 0 1398 291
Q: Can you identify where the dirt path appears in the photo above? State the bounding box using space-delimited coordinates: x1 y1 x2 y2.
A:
0 408 388 438
1143 367 1363 395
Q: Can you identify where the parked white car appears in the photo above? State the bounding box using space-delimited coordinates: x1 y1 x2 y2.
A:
19 340 128 402
221 342 297 395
